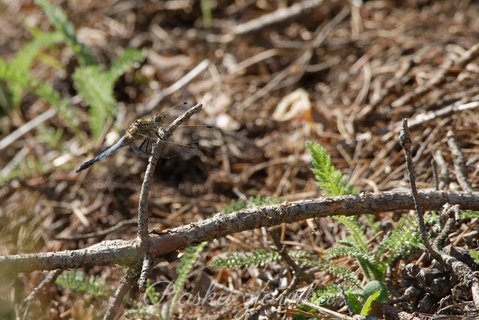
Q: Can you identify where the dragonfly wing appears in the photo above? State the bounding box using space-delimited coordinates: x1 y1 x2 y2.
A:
131 137 202 158
166 143 203 157
131 137 154 158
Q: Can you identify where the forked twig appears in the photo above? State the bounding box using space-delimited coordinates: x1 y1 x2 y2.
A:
137 102 203 238
137 102 203 291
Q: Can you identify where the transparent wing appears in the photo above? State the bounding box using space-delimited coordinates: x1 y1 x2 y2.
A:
131 137 153 158
131 136 202 158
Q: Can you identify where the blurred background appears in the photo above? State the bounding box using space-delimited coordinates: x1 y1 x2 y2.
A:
1 0 479 319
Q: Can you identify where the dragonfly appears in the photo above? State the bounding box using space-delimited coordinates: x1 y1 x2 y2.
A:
76 103 202 172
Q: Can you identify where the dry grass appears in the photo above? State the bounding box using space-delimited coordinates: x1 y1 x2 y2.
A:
1 0 479 319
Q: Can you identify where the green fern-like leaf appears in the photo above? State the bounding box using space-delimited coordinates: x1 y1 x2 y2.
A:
107 48 147 83
0 156 50 184
324 246 377 266
30 77 81 134
73 49 146 139
170 242 207 316
223 198 248 214
0 31 62 110
471 250 479 265
73 66 117 138
12 30 63 75
305 141 358 196
37 125 64 150
315 263 362 288
34 0 96 66
310 284 362 308
332 216 368 253
55 270 110 297
210 249 281 269
376 214 423 265
461 211 479 219
211 249 315 270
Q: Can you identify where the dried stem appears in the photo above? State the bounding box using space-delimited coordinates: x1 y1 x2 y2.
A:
103 265 140 320
143 62 209 114
21 269 63 320
392 43 479 108
137 102 203 291
399 119 446 268
447 130 472 192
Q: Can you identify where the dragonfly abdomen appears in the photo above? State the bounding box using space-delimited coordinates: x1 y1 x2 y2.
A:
76 136 130 172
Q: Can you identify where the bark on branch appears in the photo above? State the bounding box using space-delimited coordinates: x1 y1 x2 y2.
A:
1 190 479 275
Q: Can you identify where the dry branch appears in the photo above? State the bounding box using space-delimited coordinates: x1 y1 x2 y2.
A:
1 190 479 275
211 0 325 43
391 42 479 108
447 130 472 192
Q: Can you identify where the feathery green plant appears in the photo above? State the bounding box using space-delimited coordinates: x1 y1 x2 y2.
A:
55 270 110 297
306 141 359 196
461 211 479 219
211 249 294 269
0 31 63 111
34 0 96 66
304 141 425 314
169 242 207 317
72 49 146 139
471 249 479 265
35 0 146 139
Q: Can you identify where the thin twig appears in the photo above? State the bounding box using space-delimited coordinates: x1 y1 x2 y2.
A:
21 269 63 320
269 226 309 280
447 130 472 192
284 298 353 319
0 108 57 151
249 226 314 318
405 99 479 129
433 150 449 190
392 43 479 108
143 60 209 114
433 204 459 249
138 254 152 292
399 119 446 268
431 159 440 191
209 0 324 43
239 7 349 109
103 265 140 320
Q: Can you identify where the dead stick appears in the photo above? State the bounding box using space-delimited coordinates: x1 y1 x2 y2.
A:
2 190 479 274
399 119 447 269
137 102 203 291
103 265 140 320
447 130 472 192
